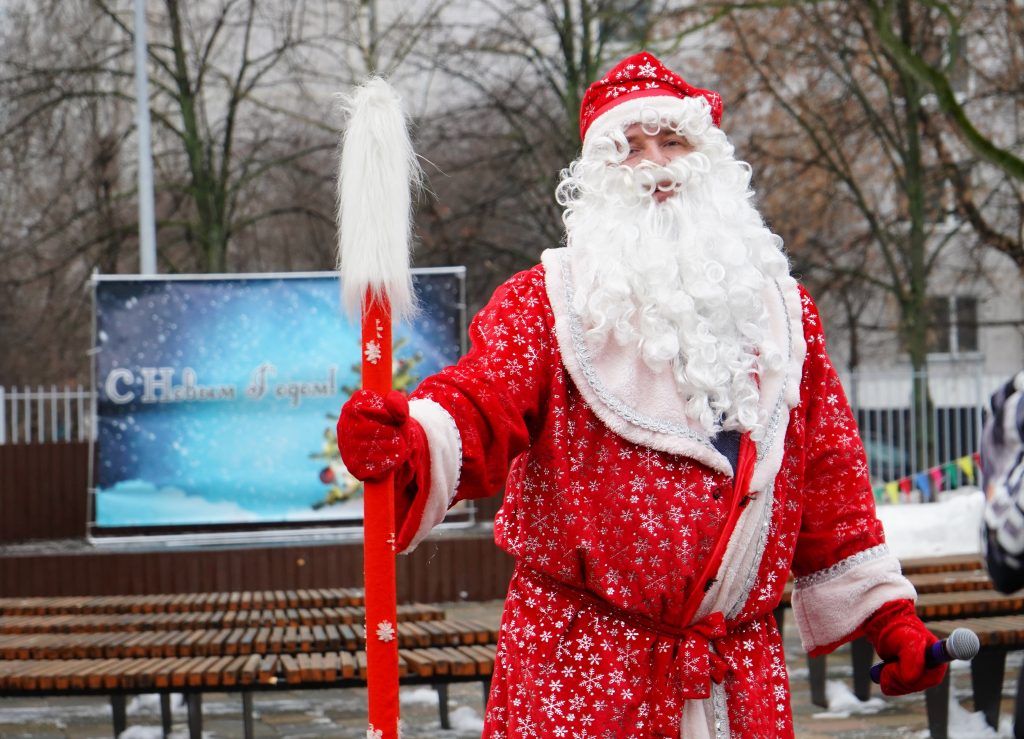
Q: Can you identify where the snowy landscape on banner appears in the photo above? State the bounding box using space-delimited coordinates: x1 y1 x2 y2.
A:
92 271 463 529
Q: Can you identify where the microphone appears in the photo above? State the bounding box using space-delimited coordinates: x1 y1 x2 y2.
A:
869 627 980 684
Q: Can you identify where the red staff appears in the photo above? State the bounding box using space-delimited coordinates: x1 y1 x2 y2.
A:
337 77 421 739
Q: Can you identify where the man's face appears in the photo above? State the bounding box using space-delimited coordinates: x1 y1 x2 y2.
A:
622 122 695 203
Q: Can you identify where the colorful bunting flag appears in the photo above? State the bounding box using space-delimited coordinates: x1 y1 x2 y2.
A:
943 461 960 488
958 455 975 484
915 472 931 501
873 450 981 503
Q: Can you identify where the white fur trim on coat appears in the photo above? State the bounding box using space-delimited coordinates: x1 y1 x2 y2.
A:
680 689 720 739
792 545 917 654
693 482 777 624
541 247 805 490
584 96 713 152
401 398 462 553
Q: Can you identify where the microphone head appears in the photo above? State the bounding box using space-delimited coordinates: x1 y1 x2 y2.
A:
946 628 981 661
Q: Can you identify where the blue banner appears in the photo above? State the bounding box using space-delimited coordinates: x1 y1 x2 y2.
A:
91 270 464 530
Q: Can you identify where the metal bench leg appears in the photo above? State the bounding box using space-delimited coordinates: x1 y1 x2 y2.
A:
851 637 874 701
435 682 450 729
808 654 828 708
160 693 172 738
972 649 1007 730
926 669 951 739
110 695 127 738
1015 660 1024 739
242 692 254 739
772 605 785 635
187 693 203 739
483 677 492 709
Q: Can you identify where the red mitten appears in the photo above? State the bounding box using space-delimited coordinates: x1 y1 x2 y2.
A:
863 599 947 696
337 389 424 488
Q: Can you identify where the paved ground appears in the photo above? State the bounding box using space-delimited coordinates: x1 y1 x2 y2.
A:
0 599 1019 738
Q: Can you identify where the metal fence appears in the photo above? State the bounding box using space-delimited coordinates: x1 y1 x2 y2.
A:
0 373 1008 486
0 386 95 444
843 368 1007 484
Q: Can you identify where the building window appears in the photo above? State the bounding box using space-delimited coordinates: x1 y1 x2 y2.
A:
927 295 978 355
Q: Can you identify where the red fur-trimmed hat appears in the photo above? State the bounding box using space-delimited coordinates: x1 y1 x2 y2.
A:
579 51 722 143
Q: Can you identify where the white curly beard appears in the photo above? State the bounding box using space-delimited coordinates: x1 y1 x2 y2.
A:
558 132 791 440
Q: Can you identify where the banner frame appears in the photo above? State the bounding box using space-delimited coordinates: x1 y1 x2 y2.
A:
85 267 469 548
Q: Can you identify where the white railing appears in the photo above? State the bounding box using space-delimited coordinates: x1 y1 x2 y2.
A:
843 367 1006 484
0 385 96 444
0 371 1006 475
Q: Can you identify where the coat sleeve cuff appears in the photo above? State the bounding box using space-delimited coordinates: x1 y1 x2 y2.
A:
792 544 916 654
397 398 462 553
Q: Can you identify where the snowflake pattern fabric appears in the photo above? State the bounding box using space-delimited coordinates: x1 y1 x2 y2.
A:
376 620 396 643
579 52 723 138
410 265 887 738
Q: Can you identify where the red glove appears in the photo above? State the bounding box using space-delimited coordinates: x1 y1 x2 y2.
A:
863 599 947 696
337 389 426 492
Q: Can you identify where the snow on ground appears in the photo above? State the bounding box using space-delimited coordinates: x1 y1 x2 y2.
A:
400 686 440 706
127 693 185 715
448 705 485 733
116 728 180 739
946 694 1011 739
815 678 1014 738
813 679 888 718
876 488 985 559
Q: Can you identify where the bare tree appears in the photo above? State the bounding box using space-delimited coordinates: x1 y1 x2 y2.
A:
410 0 731 309
905 0 1024 270
718 1 1012 468
864 0 1024 183
0 0 454 385
0 3 139 383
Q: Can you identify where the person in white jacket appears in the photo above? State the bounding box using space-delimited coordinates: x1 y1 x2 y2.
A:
981 370 1024 593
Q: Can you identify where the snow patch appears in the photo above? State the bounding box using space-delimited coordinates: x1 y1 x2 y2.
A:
449 705 485 732
876 489 984 559
812 679 887 718
400 687 440 706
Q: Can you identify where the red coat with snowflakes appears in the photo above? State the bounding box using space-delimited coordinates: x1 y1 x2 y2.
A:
401 248 915 738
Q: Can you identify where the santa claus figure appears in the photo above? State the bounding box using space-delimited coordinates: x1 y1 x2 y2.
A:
339 52 945 738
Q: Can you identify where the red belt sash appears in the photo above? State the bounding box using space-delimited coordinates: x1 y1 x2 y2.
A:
518 433 757 736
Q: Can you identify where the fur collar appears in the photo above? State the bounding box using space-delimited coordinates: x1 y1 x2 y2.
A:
541 246 805 491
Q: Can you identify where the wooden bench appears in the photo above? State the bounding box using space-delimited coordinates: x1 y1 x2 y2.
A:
0 587 500 737
0 643 497 738
0 617 499 659
908 569 994 595
0 587 367 616
923 616 1024 739
897 553 983 575
0 602 445 635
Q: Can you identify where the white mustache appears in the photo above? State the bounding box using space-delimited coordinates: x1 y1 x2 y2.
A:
621 151 713 198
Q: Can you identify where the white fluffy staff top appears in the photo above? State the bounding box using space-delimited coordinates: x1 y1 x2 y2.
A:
336 77 422 323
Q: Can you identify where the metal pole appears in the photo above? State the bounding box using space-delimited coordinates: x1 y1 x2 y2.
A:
134 0 158 274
